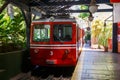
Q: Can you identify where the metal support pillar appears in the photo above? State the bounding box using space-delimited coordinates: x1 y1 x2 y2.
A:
112 3 120 53
112 23 118 53
21 7 32 72
21 7 31 54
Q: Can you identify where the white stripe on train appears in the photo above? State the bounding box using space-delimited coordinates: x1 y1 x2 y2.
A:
30 47 76 49
30 44 76 47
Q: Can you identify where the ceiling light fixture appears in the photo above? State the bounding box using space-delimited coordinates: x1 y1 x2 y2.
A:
88 12 94 21
89 0 98 13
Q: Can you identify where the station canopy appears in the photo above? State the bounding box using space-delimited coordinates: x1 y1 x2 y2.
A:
5 0 113 18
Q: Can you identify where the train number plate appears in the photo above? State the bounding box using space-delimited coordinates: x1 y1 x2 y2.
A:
46 60 56 64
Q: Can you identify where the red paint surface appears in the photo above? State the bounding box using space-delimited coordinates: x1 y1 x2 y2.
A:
30 21 84 66
110 0 120 3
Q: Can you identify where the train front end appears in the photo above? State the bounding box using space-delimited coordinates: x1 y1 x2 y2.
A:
30 19 78 67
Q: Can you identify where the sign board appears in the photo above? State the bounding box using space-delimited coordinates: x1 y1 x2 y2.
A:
118 22 120 53
118 22 120 34
118 35 120 42
113 3 120 23
111 0 120 3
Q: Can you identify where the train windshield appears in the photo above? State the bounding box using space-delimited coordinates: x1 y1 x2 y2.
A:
33 24 50 42
53 24 72 42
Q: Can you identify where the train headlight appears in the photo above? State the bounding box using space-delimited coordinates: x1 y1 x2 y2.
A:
49 17 55 22
34 49 39 53
50 51 54 56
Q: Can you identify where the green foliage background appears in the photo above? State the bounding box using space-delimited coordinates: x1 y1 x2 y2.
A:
0 3 26 52
78 5 89 19
91 20 112 47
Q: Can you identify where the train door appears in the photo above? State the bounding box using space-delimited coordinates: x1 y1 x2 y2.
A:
50 22 77 66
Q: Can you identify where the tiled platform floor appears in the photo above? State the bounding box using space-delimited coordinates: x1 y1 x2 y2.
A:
71 44 120 80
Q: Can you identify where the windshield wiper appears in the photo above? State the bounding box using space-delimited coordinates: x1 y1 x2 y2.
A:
54 35 63 43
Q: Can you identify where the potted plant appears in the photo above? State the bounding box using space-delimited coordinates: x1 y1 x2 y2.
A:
91 20 103 48
98 32 108 51
98 24 112 52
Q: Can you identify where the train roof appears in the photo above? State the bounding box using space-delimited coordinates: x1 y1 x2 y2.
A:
32 18 76 23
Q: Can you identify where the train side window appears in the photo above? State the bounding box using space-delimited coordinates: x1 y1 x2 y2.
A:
53 24 72 42
33 24 50 42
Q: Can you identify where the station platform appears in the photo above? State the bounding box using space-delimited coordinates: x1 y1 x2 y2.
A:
71 44 120 80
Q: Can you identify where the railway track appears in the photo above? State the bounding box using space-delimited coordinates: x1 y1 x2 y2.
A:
24 75 71 80
15 67 74 80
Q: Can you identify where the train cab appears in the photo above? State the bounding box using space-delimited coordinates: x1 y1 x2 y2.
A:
30 18 84 67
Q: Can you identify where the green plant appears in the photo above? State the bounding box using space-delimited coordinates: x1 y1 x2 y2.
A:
85 30 91 43
78 5 89 19
91 19 112 50
98 22 112 50
91 20 103 45
0 6 26 52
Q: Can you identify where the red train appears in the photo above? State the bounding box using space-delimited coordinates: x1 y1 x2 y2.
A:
30 18 84 67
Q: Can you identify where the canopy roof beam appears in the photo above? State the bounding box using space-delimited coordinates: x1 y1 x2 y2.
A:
29 0 110 6
48 9 113 14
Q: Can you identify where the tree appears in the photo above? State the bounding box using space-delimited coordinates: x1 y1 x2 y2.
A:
78 5 89 20
0 0 7 14
7 4 14 19
0 0 5 7
0 4 26 52
91 20 103 45
91 19 112 50
78 5 91 45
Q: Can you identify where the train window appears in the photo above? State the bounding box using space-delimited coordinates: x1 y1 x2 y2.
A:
53 24 72 42
33 24 50 42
